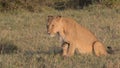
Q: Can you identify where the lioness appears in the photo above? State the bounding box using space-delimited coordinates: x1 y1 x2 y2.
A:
47 15 109 57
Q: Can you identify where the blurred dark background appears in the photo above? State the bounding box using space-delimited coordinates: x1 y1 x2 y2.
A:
0 0 119 12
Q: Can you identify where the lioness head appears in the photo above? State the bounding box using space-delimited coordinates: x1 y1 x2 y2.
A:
47 15 62 37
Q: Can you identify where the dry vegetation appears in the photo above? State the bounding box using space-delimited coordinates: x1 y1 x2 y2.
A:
0 5 120 68
0 0 120 12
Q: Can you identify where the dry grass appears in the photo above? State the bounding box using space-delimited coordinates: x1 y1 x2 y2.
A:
0 6 120 68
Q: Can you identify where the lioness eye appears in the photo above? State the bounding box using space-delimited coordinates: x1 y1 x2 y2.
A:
52 25 54 27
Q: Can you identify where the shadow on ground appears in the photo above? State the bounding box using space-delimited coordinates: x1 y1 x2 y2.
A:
0 40 19 54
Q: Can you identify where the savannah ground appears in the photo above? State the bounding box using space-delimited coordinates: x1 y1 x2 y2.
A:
0 5 120 68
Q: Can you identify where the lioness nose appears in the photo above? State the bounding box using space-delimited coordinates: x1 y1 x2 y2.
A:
47 31 50 34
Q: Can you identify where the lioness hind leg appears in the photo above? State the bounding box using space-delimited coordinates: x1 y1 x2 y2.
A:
94 42 108 56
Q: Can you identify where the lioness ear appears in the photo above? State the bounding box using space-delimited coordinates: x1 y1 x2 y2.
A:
56 15 62 21
48 15 53 18
48 15 54 22
56 15 61 18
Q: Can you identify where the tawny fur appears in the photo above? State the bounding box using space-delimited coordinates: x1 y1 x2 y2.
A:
47 16 108 57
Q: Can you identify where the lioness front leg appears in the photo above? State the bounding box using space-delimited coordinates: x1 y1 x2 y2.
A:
67 44 75 57
61 42 69 57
